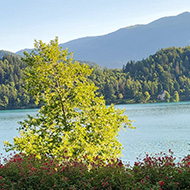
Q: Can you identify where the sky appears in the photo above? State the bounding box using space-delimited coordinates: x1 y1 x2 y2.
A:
1 0 190 52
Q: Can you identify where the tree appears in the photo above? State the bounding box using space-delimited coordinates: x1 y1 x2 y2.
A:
172 91 179 102
118 93 123 99
165 91 170 102
4 38 132 161
144 91 150 103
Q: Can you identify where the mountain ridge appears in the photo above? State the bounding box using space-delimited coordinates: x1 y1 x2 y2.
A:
59 11 190 68
16 12 190 68
0 50 21 59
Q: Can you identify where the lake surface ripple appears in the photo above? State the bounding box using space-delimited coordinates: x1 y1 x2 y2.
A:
0 102 190 164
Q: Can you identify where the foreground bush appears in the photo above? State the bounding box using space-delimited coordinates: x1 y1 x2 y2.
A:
0 151 190 189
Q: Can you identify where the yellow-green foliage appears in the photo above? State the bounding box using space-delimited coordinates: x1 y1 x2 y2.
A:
4 37 132 161
172 91 180 102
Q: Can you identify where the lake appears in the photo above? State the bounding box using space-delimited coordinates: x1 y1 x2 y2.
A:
0 101 190 164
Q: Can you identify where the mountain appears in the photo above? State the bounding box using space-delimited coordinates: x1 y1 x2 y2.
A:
59 12 190 68
16 48 33 56
16 12 190 68
0 50 21 59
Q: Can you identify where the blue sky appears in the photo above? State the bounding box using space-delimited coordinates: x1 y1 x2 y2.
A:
1 0 190 52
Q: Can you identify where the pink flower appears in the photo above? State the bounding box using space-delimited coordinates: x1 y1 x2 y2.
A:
158 181 164 186
41 167 47 170
117 161 123 167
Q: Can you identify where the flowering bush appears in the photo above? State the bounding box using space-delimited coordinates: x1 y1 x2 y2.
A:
0 151 190 189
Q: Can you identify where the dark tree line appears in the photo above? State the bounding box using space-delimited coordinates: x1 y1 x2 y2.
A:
1 46 190 109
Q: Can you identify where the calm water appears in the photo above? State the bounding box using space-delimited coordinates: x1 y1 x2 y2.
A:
0 102 190 164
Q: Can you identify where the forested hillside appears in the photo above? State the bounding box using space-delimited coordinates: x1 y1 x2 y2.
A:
1 46 190 110
0 55 34 109
89 46 190 104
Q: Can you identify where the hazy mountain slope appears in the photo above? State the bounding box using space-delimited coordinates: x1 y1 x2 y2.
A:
59 12 190 68
16 48 33 56
0 50 21 59
16 12 190 68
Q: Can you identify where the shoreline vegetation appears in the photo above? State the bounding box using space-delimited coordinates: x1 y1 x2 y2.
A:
1 46 190 110
0 99 189 112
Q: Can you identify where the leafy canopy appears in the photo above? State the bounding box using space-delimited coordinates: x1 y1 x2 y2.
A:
4 38 132 161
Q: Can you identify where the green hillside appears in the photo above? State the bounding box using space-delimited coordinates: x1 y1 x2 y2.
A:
0 54 34 109
1 46 190 109
89 46 190 104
